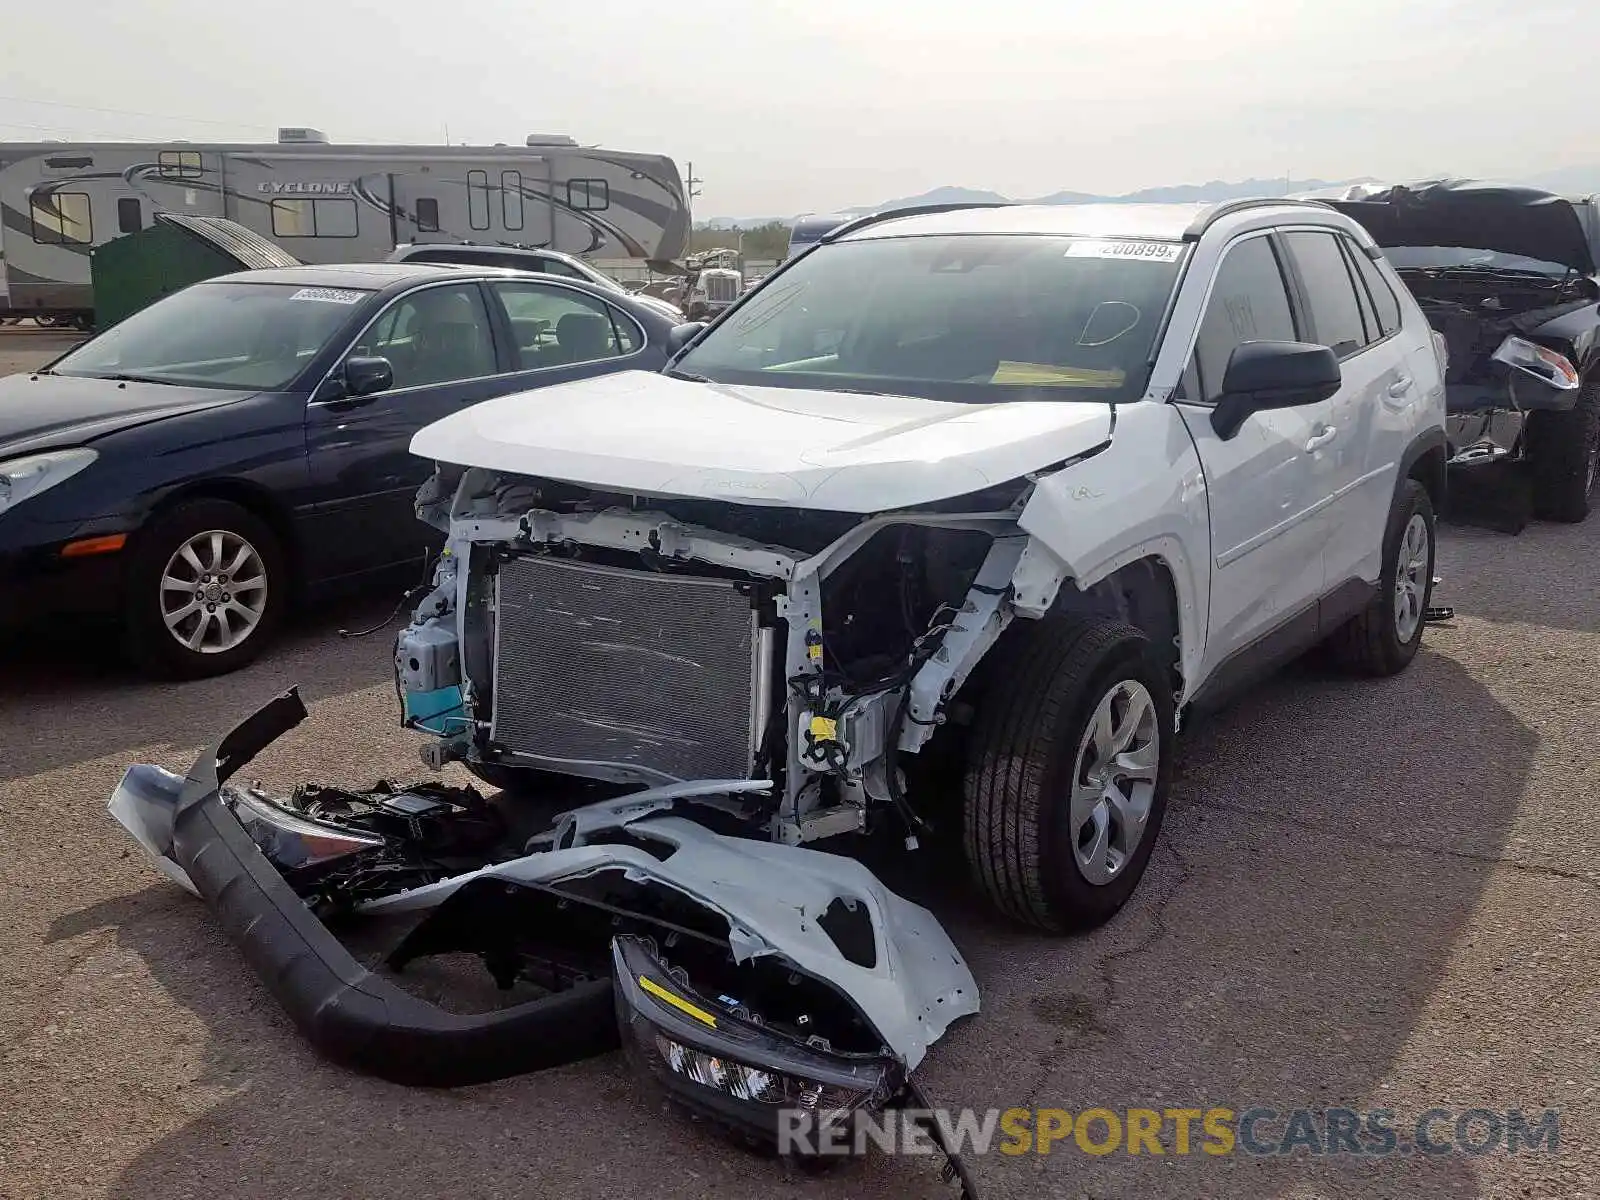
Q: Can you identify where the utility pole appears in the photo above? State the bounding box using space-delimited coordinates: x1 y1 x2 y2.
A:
686 161 703 230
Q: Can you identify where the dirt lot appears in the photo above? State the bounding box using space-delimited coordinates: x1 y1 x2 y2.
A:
2 327 1598 1198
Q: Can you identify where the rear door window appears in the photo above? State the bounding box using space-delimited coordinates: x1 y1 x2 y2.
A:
487 281 640 369
1283 230 1370 358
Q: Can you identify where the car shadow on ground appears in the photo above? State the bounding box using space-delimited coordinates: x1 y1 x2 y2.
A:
54 637 1533 1200
0 593 404 784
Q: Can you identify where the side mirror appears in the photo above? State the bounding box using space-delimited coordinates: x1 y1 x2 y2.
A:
342 355 394 397
1211 341 1341 440
666 321 708 356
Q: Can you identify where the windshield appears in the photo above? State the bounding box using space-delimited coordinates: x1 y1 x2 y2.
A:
676 234 1186 404
52 282 368 389
1384 245 1572 276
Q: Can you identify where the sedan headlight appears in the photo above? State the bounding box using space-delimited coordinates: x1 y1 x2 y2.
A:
0 448 97 517
227 788 386 873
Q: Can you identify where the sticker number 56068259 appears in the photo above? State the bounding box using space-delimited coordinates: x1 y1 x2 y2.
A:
1065 240 1183 263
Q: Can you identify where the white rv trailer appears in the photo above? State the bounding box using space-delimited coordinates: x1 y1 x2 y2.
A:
0 128 688 319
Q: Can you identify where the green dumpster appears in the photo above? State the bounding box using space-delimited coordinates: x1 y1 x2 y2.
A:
90 213 301 330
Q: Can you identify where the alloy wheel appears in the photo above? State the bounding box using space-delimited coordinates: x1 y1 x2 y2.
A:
159 529 270 654
1069 679 1161 885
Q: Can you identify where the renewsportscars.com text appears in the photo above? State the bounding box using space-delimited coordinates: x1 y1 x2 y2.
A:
778 1106 1561 1158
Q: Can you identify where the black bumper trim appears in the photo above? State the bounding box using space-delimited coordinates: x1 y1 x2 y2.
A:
167 688 619 1087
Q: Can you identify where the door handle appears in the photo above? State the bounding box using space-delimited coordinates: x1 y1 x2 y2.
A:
1386 376 1413 398
1304 425 1338 453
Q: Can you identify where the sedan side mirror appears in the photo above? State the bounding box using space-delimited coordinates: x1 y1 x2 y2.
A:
1211 340 1341 440
343 355 394 397
666 321 708 356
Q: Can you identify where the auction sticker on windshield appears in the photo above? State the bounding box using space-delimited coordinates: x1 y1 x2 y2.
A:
1066 240 1183 263
290 287 366 304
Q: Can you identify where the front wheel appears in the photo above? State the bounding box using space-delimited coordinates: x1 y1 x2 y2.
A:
1527 381 1600 523
123 499 286 679
962 615 1175 933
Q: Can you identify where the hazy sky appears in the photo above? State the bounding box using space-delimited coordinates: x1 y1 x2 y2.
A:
1 0 1594 216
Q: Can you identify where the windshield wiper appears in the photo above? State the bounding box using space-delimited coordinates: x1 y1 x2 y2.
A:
665 368 709 382
94 372 169 384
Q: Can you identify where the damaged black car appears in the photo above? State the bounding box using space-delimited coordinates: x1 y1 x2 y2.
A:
1326 180 1600 524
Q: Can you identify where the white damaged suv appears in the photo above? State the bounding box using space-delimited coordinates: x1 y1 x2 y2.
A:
108 198 1453 1116
400 198 1448 932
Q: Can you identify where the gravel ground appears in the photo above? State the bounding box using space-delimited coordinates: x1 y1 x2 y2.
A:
2 327 1597 1198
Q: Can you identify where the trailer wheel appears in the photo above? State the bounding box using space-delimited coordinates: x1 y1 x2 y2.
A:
1527 381 1600 523
962 614 1174 933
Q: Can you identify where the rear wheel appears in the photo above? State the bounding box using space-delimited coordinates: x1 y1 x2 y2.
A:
1527 381 1600 523
962 615 1175 933
1325 478 1434 676
124 499 286 679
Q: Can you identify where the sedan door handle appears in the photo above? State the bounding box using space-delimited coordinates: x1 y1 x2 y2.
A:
1387 376 1413 398
1304 425 1338 453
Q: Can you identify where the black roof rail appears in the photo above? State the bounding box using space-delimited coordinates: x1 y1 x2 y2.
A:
1181 196 1331 240
819 201 1015 243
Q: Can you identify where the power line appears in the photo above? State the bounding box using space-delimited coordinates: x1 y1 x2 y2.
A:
0 93 275 131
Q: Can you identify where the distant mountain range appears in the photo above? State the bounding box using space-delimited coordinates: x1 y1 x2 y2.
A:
703 167 1600 229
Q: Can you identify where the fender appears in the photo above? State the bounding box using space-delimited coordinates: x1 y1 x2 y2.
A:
1397 423 1448 510
1012 403 1213 695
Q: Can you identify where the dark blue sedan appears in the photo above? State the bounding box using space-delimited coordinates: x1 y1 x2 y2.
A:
0 262 678 677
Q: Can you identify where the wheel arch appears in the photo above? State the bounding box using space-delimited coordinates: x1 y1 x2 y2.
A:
138 479 301 586
1398 425 1448 514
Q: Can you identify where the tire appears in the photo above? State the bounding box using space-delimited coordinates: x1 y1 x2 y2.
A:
1324 478 1435 677
962 615 1175 933
1527 381 1600 523
123 498 286 679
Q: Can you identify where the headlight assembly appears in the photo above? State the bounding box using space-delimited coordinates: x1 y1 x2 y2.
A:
0 447 97 517
1492 336 1580 391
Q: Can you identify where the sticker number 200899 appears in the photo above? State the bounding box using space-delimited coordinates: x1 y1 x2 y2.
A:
1066 240 1183 263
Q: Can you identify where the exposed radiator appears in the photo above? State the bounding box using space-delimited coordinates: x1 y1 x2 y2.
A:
490 555 765 782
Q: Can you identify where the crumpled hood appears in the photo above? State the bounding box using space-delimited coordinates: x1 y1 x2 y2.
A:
0 372 247 459
410 369 1113 513
1322 179 1597 275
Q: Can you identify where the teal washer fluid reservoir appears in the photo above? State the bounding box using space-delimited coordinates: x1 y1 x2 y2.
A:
404 686 467 735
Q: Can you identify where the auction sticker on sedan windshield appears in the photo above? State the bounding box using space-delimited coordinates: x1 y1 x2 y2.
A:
290 287 366 304
1066 240 1183 262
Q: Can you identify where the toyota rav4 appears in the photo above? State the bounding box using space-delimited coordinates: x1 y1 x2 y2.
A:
111 199 1450 1146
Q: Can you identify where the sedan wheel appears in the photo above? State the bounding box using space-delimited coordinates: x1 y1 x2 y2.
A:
159 529 270 654
125 499 286 678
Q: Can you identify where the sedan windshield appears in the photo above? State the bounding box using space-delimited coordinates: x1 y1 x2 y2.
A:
673 234 1187 403
51 282 371 390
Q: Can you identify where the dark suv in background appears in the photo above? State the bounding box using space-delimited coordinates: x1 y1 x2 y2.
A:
1327 180 1600 524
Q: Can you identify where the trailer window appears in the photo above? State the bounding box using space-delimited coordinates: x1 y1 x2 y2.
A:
158 150 203 180
271 198 358 238
117 198 143 234
467 170 490 231
30 192 92 245
415 197 440 233
566 178 609 211
502 171 524 231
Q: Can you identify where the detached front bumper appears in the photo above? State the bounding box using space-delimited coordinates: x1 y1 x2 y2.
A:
107 689 617 1087
109 689 980 1096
